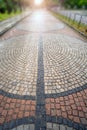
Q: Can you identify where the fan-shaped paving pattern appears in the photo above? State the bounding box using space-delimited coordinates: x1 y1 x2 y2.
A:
0 35 38 96
0 10 87 130
43 34 87 94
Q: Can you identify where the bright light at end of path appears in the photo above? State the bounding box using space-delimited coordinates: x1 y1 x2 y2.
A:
35 0 43 5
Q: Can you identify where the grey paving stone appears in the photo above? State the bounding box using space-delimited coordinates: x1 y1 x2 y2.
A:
47 123 52 128
66 127 73 130
60 125 66 130
11 128 17 130
17 125 24 130
53 123 60 130
24 124 29 130
30 124 35 130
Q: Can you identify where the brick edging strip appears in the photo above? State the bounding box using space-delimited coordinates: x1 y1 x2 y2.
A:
0 89 35 100
0 116 86 130
0 117 35 130
45 83 87 98
46 115 87 130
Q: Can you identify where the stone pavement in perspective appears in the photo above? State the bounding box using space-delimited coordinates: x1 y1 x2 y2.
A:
0 9 87 130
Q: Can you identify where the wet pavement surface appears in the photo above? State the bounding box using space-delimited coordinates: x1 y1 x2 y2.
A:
0 9 87 130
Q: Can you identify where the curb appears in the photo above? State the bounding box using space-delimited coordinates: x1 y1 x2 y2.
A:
50 11 87 38
0 11 32 36
63 20 87 38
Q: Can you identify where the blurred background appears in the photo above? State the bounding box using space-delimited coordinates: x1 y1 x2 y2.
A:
0 0 87 21
46 0 87 9
0 0 30 20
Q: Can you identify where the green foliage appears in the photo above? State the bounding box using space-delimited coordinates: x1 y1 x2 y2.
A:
0 0 22 14
79 0 87 7
59 0 87 9
0 10 21 21
46 0 87 8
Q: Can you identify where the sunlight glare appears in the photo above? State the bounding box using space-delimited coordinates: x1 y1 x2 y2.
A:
35 0 43 5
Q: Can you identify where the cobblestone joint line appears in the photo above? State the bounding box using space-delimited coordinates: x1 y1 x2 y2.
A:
35 35 46 130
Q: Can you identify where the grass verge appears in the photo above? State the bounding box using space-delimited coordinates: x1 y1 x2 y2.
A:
0 10 22 21
50 11 87 37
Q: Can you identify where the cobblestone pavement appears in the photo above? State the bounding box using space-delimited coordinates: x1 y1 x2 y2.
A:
0 9 87 130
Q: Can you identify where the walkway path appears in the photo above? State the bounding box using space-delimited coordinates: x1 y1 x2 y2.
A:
0 9 87 130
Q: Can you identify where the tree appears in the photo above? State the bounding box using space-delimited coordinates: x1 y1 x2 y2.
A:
79 0 87 8
0 0 23 14
58 0 87 9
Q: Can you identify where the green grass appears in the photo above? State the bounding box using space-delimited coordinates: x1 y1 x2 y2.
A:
0 10 22 21
51 11 87 36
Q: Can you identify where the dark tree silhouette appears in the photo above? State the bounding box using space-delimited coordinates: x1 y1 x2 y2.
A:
0 0 23 14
